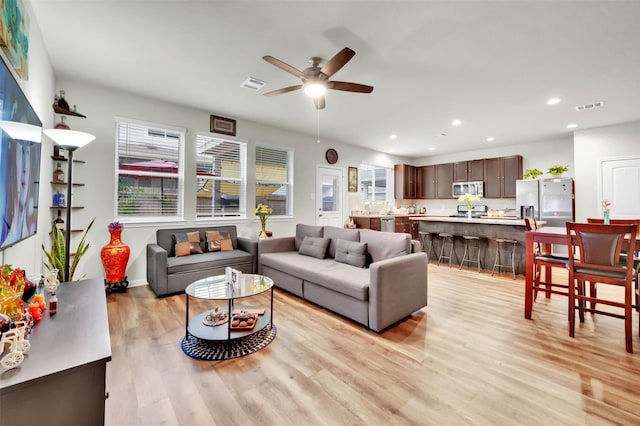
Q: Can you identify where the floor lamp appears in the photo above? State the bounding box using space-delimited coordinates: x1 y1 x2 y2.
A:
42 128 95 282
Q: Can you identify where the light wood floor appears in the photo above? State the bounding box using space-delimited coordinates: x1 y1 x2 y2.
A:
105 263 640 426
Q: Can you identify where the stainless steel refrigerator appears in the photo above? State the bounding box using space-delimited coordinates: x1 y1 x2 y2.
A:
516 178 575 227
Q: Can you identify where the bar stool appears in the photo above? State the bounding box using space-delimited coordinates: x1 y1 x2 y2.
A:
437 233 455 267
460 235 482 272
491 238 518 279
418 231 434 260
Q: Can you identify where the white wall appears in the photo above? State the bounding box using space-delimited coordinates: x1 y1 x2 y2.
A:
573 119 640 221
0 1 56 276
48 78 411 284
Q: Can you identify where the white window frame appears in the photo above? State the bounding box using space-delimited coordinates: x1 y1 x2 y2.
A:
195 132 247 220
255 143 294 217
114 117 185 224
359 163 393 203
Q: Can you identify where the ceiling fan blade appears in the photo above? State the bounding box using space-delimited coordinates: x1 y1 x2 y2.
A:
314 96 326 110
327 81 374 93
263 84 303 97
263 55 305 78
320 47 355 78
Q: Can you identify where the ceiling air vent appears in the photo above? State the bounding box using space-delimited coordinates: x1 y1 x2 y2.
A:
241 77 267 91
575 101 605 112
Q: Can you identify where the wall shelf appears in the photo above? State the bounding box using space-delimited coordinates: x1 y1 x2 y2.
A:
51 181 85 186
52 104 87 118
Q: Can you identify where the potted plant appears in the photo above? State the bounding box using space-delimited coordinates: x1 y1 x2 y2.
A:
523 168 543 180
547 165 569 177
42 218 95 282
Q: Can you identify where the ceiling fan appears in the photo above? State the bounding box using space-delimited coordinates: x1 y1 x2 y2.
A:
262 47 374 109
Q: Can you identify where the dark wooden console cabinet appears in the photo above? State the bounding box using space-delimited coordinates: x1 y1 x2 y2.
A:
0 278 111 426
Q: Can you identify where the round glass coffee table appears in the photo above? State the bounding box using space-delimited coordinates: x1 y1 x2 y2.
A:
181 273 276 360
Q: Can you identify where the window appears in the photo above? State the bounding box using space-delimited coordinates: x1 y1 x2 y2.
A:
255 145 293 216
359 164 392 202
196 133 246 219
115 118 185 220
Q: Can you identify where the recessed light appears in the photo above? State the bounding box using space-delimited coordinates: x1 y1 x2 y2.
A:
451 119 462 126
486 137 495 142
389 134 398 139
428 147 436 151
546 97 561 105
567 123 578 129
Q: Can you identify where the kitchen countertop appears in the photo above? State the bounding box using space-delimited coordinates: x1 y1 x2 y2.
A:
410 215 527 226
350 214 428 218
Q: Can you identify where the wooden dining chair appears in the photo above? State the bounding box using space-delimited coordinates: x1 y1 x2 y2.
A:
524 218 571 313
586 218 640 311
566 222 638 353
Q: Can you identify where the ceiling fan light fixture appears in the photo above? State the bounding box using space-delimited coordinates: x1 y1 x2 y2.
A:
304 81 327 98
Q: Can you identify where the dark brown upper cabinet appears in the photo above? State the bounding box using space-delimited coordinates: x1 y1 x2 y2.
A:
394 164 417 199
483 155 522 198
435 163 454 199
454 160 484 182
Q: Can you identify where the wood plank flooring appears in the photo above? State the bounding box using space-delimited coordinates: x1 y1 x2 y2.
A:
105 264 640 425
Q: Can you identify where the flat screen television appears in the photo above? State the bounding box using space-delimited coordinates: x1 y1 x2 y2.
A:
0 55 43 251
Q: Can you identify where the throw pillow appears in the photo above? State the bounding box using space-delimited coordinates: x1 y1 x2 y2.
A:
173 231 203 255
175 241 192 257
295 224 324 251
323 226 360 258
335 239 368 268
298 236 330 259
206 231 233 252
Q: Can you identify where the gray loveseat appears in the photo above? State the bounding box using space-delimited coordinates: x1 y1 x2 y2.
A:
147 225 257 296
258 224 428 331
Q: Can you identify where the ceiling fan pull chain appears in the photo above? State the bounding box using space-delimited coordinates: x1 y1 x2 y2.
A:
316 108 321 144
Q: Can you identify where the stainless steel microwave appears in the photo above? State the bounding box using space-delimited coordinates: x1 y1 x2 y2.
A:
452 181 484 198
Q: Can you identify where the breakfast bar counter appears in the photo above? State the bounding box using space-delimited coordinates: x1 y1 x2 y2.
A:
411 216 528 274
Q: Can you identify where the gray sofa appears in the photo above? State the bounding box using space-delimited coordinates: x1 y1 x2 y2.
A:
147 225 257 296
258 224 428 331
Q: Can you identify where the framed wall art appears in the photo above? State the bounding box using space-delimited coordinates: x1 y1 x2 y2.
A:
210 115 236 136
348 166 358 192
0 0 30 79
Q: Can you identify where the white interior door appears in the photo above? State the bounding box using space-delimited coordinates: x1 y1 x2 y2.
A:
316 166 344 226
602 157 640 217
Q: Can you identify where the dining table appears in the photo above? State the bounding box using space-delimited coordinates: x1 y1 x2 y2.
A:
524 224 640 319
524 226 568 319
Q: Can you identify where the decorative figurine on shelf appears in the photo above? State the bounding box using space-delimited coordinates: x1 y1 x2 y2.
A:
100 221 130 294
253 203 273 240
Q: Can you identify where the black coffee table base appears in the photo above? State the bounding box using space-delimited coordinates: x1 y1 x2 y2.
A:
181 325 277 360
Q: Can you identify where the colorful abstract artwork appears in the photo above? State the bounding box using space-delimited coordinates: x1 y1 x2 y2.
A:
0 0 29 80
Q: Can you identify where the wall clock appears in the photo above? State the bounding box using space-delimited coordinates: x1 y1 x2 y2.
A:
325 148 338 164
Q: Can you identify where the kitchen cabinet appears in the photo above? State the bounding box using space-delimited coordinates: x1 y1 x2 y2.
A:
394 216 412 234
394 164 417 199
352 216 381 231
419 165 436 199
484 155 522 198
454 160 484 182
435 163 454 199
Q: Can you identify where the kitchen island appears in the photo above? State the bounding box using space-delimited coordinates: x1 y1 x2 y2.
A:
411 216 528 275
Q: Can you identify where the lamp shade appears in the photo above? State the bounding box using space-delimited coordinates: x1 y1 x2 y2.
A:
0 121 42 142
43 128 95 150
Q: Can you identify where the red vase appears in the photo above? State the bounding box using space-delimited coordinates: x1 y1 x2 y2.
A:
100 229 130 284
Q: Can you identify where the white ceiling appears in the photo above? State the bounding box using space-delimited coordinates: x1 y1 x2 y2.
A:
31 1 640 158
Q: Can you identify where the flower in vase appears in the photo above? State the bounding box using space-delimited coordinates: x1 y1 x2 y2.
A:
253 203 273 225
600 199 611 213
108 221 123 232
458 193 481 211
